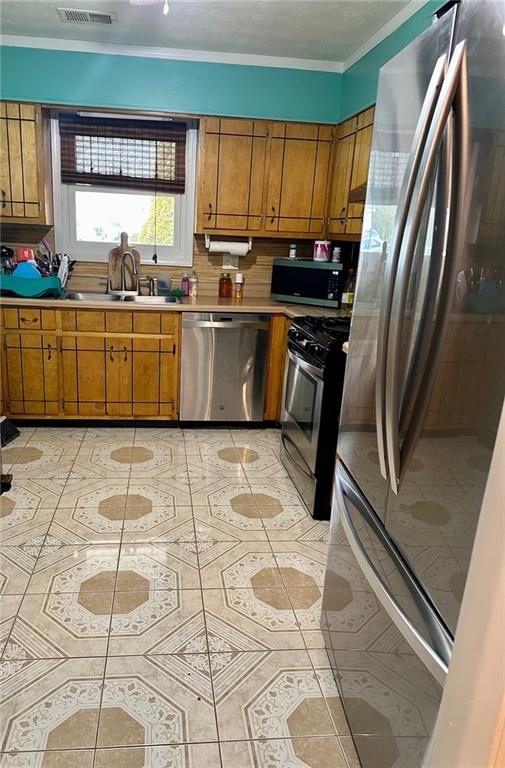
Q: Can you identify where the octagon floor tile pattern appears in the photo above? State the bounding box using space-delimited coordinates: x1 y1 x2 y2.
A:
0 427 358 767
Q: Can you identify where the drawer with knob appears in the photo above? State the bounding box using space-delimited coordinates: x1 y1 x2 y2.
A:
1 308 56 331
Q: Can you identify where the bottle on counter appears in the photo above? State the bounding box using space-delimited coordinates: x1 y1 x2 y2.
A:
331 246 342 264
234 272 244 300
189 269 199 298
218 272 233 298
181 271 190 296
288 243 297 259
341 269 356 312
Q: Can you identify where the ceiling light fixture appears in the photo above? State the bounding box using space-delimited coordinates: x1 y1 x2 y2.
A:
163 0 169 15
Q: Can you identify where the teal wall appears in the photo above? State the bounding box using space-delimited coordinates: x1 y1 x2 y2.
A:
0 1 446 123
340 0 445 118
0 45 341 123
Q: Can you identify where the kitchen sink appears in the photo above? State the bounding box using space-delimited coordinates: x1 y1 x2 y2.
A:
62 292 123 302
62 292 181 304
123 295 181 304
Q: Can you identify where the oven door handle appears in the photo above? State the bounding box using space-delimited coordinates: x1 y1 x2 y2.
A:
287 349 324 381
281 433 314 478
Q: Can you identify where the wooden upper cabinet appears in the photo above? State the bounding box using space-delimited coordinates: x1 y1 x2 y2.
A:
327 130 356 234
327 106 375 239
264 123 334 236
196 117 268 234
0 102 48 223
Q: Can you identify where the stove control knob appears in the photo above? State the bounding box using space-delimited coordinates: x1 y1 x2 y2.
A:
307 343 321 357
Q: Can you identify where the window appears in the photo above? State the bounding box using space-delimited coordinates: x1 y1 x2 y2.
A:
51 112 196 266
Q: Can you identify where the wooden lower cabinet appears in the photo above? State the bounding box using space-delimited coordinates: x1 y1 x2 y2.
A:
61 336 107 416
2 306 289 424
264 314 290 421
1 307 180 420
3 332 58 415
107 339 133 417
131 340 177 418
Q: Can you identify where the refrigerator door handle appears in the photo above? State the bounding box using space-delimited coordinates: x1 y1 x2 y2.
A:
375 54 448 483
401 42 469 476
336 468 452 686
385 41 468 493
399 121 452 437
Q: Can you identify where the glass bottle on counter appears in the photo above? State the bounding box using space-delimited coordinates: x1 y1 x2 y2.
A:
341 269 356 312
219 272 233 298
234 272 244 300
181 272 190 296
189 269 198 298
331 246 342 264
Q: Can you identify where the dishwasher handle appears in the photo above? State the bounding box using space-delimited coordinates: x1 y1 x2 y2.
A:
183 319 270 330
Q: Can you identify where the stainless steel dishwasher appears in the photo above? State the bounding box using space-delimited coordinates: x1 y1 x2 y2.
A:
181 313 270 421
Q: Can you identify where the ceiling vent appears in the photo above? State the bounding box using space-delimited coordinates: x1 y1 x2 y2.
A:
57 8 118 24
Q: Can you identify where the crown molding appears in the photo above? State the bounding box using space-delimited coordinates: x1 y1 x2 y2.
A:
0 34 344 73
0 2 432 78
342 0 429 71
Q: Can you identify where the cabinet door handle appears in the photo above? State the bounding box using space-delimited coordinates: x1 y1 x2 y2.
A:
110 346 114 362
207 203 212 220
20 317 38 325
123 346 128 362
270 206 276 223
1 190 6 209
47 343 52 360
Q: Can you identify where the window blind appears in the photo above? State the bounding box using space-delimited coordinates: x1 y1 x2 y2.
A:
59 113 186 193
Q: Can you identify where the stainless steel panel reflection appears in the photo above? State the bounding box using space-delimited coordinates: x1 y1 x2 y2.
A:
279 434 316 514
337 10 455 522
180 313 269 421
386 0 505 634
322 466 444 767
281 349 324 474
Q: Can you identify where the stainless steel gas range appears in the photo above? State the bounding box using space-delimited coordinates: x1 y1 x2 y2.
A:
280 315 350 519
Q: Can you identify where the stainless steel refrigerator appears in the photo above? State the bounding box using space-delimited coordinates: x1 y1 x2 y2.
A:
321 1 505 766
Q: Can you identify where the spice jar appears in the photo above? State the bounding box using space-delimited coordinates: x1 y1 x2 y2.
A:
234 272 244 300
219 272 233 298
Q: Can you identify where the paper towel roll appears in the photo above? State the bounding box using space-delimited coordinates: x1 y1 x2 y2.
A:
208 241 250 257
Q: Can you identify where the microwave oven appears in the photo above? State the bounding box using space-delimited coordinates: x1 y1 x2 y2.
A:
270 259 343 308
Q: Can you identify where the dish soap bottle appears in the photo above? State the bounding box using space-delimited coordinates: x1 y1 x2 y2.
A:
181 272 190 296
189 268 199 298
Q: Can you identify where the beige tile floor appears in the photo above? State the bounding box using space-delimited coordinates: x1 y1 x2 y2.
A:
0 427 357 768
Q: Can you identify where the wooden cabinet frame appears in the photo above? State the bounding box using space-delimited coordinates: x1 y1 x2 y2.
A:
2 305 292 425
1 307 181 420
196 108 374 242
0 101 51 225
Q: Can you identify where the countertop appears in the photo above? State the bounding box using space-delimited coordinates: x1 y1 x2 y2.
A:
0 293 349 319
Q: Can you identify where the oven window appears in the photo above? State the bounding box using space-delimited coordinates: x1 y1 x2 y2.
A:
286 362 317 438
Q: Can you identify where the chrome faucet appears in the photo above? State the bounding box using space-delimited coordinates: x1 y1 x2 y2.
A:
147 276 156 296
119 251 139 293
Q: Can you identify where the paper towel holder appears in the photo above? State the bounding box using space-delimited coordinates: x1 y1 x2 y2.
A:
204 235 252 270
